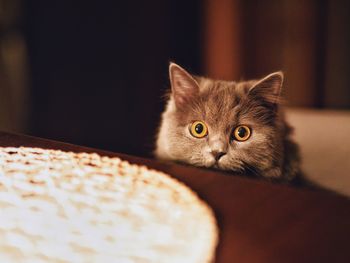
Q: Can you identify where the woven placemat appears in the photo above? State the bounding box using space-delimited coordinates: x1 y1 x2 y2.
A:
0 147 218 263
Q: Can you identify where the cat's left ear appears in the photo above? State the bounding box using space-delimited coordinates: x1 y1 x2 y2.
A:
248 71 283 105
169 62 200 108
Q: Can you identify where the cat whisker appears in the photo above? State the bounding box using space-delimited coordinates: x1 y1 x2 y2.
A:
241 162 261 178
189 155 209 167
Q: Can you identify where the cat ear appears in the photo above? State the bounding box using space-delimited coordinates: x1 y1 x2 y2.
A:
169 62 200 108
248 71 284 104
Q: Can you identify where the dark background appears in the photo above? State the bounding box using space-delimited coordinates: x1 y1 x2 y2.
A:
0 0 349 157
23 0 203 156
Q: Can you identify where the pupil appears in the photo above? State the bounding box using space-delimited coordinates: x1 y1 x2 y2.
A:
237 127 246 138
195 124 203 134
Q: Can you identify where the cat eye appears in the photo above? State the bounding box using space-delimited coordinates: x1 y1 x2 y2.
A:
190 121 208 138
233 125 251 141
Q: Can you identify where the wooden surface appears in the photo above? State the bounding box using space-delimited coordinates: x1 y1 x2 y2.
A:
1 131 349 263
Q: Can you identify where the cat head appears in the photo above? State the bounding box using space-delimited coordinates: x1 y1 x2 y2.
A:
156 62 285 178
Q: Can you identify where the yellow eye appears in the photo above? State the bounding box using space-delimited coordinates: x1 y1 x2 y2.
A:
190 121 208 138
233 125 251 141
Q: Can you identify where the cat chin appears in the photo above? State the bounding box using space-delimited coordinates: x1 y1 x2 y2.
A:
202 160 216 168
205 160 227 170
213 160 242 172
192 159 229 170
212 162 228 171
206 162 237 174
190 156 250 174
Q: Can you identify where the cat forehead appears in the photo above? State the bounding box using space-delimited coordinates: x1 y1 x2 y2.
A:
194 78 253 109
197 78 254 96
173 78 259 126
180 83 241 126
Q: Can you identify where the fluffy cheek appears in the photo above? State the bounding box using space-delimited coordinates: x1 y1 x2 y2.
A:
169 128 215 167
228 129 277 171
218 152 244 171
218 129 276 172
191 145 216 168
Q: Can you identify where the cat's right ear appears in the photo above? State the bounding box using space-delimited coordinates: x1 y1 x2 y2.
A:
169 62 199 108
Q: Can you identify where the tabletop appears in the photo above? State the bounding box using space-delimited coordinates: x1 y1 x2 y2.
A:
0 131 349 263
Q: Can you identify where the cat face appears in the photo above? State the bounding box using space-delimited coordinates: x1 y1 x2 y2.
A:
156 63 285 178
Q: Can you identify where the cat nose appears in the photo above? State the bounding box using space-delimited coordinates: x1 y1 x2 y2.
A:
211 150 226 161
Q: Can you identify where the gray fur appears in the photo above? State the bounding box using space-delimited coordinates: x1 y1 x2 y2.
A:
155 63 300 182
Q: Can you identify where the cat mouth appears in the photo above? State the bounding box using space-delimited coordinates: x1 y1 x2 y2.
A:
206 159 226 170
212 162 221 169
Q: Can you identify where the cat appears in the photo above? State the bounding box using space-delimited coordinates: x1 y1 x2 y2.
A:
155 62 301 183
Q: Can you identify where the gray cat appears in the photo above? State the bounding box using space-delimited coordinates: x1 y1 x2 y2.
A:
155 63 301 182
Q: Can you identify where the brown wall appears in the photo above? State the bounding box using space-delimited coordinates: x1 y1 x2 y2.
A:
204 0 350 108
